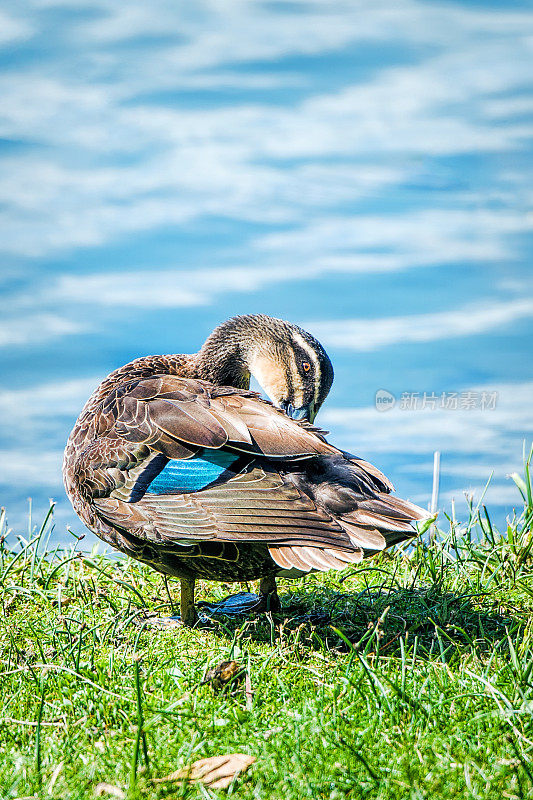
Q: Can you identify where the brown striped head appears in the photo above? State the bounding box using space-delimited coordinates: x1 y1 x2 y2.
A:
196 314 334 422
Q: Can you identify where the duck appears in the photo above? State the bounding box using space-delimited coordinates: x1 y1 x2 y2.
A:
63 314 427 625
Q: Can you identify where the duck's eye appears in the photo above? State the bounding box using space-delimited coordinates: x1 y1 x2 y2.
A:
302 361 311 373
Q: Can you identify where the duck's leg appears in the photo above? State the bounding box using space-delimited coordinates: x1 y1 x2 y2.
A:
258 574 281 612
180 577 197 627
139 576 197 629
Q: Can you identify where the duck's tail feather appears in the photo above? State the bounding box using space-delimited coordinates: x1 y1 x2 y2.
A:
269 544 363 573
268 491 429 574
341 492 429 549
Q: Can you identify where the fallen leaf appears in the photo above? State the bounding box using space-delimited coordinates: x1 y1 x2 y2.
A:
202 660 243 691
93 783 125 799
153 753 255 789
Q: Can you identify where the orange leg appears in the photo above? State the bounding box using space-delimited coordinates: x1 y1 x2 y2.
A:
180 577 197 626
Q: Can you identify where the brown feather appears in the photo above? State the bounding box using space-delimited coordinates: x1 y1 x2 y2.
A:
347 510 416 533
340 520 387 551
271 547 313 573
324 547 364 564
267 547 294 570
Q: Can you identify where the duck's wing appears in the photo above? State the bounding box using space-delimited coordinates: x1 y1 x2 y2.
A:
74 374 426 569
98 374 337 458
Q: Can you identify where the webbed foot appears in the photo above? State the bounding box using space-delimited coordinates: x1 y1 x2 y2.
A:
137 577 282 629
138 576 199 628
198 589 281 617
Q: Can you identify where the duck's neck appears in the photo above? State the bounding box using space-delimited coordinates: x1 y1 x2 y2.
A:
194 317 255 388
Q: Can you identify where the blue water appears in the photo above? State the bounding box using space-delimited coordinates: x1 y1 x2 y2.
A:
0 0 532 546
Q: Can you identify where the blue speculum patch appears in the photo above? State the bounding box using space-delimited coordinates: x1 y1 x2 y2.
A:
146 449 239 494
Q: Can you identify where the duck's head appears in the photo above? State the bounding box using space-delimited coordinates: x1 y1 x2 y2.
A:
196 314 334 423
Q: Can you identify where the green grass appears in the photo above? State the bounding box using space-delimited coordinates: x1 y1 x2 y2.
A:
1 458 533 800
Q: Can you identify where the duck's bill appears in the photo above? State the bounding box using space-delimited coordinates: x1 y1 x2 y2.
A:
280 400 316 423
